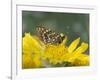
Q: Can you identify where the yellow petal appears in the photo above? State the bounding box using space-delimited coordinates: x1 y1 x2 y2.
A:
22 54 35 69
81 42 88 53
23 33 45 55
72 53 89 66
73 42 88 54
32 54 43 67
67 42 88 63
68 37 80 53
25 33 43 50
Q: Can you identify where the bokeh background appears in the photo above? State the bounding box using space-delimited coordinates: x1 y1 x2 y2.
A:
22 11 89 52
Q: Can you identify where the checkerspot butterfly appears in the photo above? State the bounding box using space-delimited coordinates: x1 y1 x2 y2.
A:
36 25 65 44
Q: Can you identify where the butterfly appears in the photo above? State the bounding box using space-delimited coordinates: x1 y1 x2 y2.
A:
36 25 65 44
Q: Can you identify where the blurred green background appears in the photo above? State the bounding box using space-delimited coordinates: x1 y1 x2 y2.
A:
22 11 89 50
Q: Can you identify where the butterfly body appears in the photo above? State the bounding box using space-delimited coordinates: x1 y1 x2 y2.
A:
36 26 65 44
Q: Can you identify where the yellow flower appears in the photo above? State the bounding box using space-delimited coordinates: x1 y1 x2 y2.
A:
22 32 89 68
